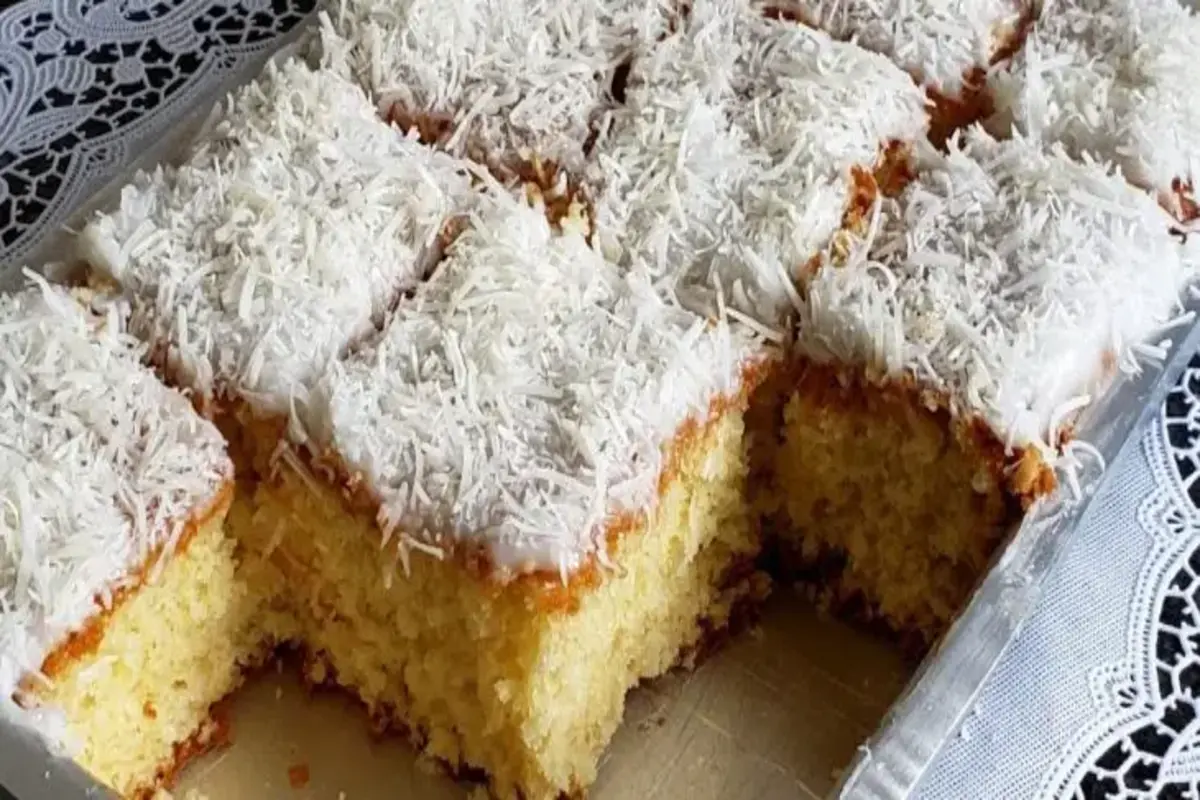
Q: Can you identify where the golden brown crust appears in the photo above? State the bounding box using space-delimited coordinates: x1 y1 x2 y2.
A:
512 156 594 235
1169 178 1200 223
383 104 455 147
129 699 234 800
927 7 1034 146
844 140 916 229
873 140 918 199
760 3 816 27
926 68 993 148
806 140 916 278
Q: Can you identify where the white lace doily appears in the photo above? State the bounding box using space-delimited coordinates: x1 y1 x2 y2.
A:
907 353 1200 800
3 1 1200 799
0 0 315 275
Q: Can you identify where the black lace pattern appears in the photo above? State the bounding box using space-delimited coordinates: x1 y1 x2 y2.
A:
0 0 316 266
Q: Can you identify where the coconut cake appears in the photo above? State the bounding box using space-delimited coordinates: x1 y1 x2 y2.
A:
232 186 771 798
780 128 1196 633
6 0 1200 798
0 278 255 798
77 39 776 800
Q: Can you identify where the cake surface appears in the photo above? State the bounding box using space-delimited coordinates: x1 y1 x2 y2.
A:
798 128 1191 453
319 185 763 574
759 0 1028 94
589 0 928 322
989 0 1200 220
323 0 672 169
79 59 476 419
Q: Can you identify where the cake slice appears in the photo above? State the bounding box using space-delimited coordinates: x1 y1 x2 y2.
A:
78 52 775 795
988 0 1200 221
229 185 772 799
78 57 476 469
779 129 1196 637
0 278 254 798
321 0 673 173
588 0 928 323
758 0 1030 139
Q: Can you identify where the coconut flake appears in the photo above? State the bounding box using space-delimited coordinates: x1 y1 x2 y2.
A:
989 0 1200 216
321 1 674 170
78 58 477 423
756 0 1027 94
799 129 1198 450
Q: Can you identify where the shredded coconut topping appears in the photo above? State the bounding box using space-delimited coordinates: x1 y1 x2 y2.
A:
322 0 673 169
798 128 1197 452
78 59 477 420
32 0 1200 615
989 0 1200 217
760 0 1027 93
0 278 229 737
319 187 762 575
589 0 927 322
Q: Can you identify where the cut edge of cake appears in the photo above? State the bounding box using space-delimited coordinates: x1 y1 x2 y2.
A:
0 277 257 798
769 126 1197 636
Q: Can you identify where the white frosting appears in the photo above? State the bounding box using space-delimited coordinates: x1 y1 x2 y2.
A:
989 0 1200 216
321 0 672 169
78 58 476 420
42 0 1198 585
0 278 229 737
318 187 763 576
798 128 1197 452
758 0 1025 93
589 0 928 324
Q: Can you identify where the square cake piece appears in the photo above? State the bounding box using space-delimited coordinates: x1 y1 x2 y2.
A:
758 0 1030 139
231 185 772 799
588 0 928 323
779 128 1196 635
322 0 673 172
78 57 476 441
989 0 1200 221
0 279 254 798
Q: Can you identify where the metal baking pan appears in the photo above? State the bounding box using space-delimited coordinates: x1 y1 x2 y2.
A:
4 15 1200 800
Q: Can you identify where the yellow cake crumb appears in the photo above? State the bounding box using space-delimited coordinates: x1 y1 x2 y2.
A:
30 496 265 798
228 409 764 799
